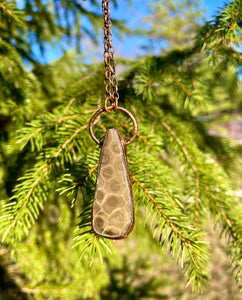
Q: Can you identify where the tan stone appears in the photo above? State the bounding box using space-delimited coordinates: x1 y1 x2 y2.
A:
92 127 134 239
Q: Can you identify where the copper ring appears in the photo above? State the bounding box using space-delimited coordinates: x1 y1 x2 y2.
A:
89 106 138 146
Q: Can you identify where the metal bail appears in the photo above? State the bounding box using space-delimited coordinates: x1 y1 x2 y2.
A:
92 127 134 239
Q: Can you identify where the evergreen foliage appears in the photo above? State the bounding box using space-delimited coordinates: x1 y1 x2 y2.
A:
0 0 241 298
142 0 204 51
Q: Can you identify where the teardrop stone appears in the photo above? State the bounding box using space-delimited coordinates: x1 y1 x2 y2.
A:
92 127 134 239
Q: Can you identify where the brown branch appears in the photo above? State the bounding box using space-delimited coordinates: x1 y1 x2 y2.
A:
0 3 14 17
165 71 192 97
106 114 153 147
187 62 197 90
229 5 241 30
13 125 88 228
232 52 242 60
52 125 88 159
97 123 107 133
205 186 236 234
21 288 42 295
194 176 200 229
124 99 138 120
0 247 8 256
75 163 99 189
27 126 46 141
161 121 200 229
14 248 37 274
2 56 19 88
206 186 242 252
63 88 91 113
71 68 103 87
21 287 67 295
204 20 220 41
24 113 92 147
161 121 197 173
130 173 191 248
128 159 177 204
57 114 81 124
64 97 76 113
187 62 203 105
13 165 49 227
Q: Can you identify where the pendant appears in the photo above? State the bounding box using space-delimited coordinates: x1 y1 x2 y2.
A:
89 107 138 239
91 127 134 239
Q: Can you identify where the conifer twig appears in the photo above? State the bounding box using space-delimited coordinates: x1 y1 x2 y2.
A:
205 186 240 244
52 125 88 158
11 125 88 231
75 163 98 189
161 121 200 228
22 114 92 149
71 68 103 87
0 3 14 17
187 62 197 90
204 21 220 41
165 71 192 97
128 159 179 205
106 115 153 147
2 55 19 88
130 173 191 247
63 88 91 112
229 5 241 30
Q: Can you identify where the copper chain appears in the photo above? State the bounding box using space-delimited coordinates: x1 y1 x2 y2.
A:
88 0 138 145
102 0 119 112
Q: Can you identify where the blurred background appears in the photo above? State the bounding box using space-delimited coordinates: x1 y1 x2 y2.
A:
0 0 241 299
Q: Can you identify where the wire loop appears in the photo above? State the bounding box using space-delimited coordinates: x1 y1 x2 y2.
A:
89 107 138 146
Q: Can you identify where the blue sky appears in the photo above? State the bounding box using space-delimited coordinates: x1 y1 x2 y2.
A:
40 0 228 63
109 0 227 58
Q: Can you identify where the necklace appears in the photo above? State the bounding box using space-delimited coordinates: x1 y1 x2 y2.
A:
89 0 138 239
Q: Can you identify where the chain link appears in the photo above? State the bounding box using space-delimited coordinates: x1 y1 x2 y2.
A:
102 0 119 112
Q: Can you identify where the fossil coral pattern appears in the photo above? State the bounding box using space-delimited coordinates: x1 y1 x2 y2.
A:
92 127 134 239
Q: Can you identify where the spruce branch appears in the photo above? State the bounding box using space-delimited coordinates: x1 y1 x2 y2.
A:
106 114 153 148
16 107 94 152
205 185 242 286
196 0 242 50
71 68 103 88
130 172 209 291
2 55 19 89
160 120 201 228
75 163 99 189
72 172 114 264
0 123 89 242
0 1 241 296
0 2 13 17
0 1 23 23
165 71 193 98
131 174 189 244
